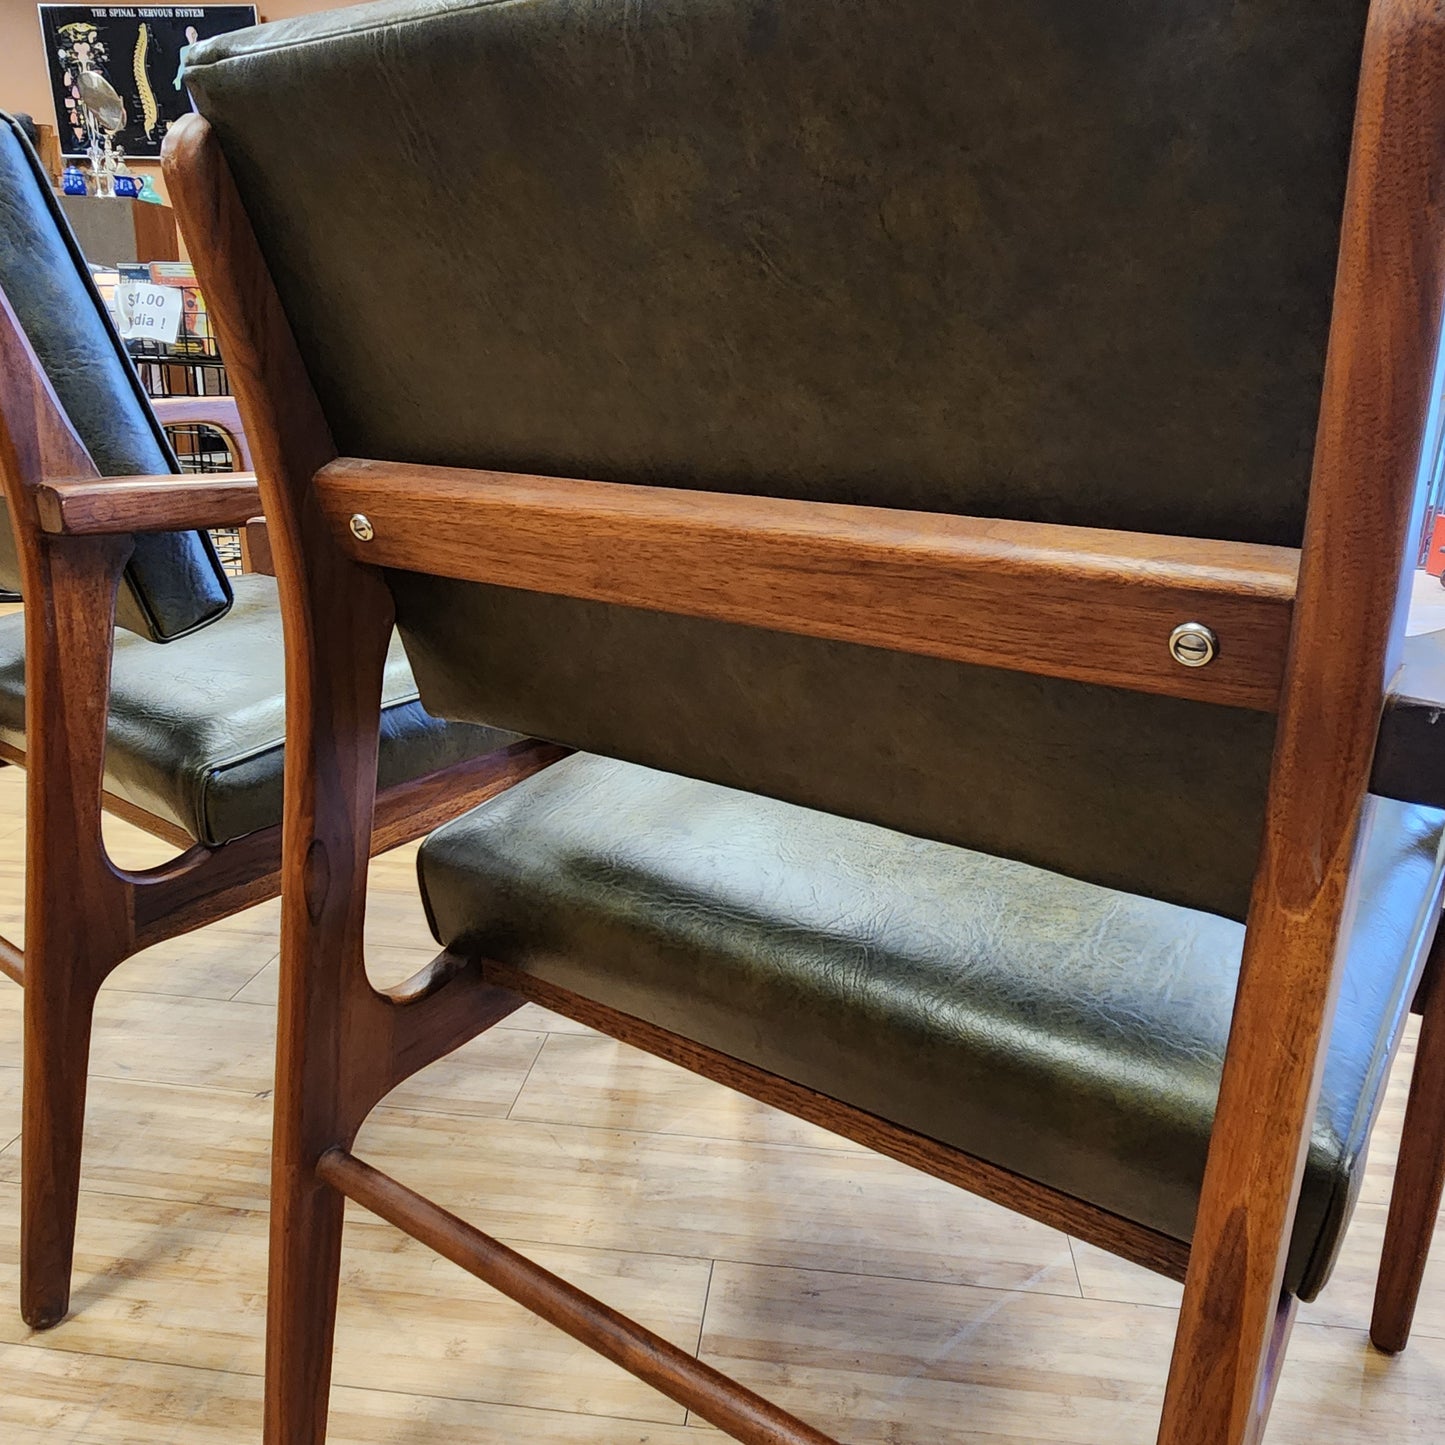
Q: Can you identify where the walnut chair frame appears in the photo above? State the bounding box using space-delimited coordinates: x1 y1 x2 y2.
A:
0 293 552 1333
165 0 1445 1438
149 393 256 474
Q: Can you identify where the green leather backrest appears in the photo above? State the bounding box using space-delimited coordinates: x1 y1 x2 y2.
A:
0 115 232 641
184 0 1370 918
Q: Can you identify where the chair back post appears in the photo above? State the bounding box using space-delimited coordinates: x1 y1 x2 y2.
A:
0 291 96 506
161 112 396 1443
1161 1 1445 1438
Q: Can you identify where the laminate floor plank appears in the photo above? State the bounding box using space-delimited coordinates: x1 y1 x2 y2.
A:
0 1184 711 1425
0 1341 705 1444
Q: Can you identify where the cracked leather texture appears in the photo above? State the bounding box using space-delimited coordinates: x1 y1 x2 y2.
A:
0 114 231 642
0 575 516 845
420 756 1445 1301
390 579 1279 920
182 0 1370 920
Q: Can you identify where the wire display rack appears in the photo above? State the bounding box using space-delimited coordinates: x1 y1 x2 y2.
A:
114 264 246 577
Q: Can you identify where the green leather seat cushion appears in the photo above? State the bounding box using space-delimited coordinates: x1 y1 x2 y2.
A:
418 754 1445 1300
0 575 515 846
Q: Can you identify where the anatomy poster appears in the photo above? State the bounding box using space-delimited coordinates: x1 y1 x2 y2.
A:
39 6 257 159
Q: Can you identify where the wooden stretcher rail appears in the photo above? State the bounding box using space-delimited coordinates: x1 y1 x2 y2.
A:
0 933 22 987
319 1149 840 1445
315 458 1299 711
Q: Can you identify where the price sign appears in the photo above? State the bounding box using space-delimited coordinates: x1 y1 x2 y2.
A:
114 281 184 345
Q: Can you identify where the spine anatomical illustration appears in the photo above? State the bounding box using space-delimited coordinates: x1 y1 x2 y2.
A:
134 24 158 138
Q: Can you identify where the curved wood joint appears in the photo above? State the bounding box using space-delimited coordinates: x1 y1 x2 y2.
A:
338 957 525 1134
123 829 284 954
150 394 254 471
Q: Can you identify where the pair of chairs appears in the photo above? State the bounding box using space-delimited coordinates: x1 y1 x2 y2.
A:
8 0 1445 1440
162 0 1445 1440
0 110 532 1331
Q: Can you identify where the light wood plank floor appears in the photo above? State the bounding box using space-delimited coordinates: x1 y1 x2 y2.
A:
0 765 1442 1442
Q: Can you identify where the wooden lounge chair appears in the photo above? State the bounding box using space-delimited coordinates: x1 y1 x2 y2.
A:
164 1 1445 1438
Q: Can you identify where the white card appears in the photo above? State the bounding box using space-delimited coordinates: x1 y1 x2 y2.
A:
114 281 184 345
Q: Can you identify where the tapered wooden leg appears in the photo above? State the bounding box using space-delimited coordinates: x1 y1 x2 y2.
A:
265 1160 347 1443
1371 923 1445 1353
259 606 389 1445
262 806 385 1445
262 794 380 1445
19 960 99 1329
263 813 379 1444
16 535 134 1329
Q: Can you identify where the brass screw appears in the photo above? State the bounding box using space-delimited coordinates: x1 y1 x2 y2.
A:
349 513 375 542
1168 622 1217 668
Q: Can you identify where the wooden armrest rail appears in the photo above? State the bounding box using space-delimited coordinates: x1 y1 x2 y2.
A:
315 457 1300 711
149 393 243 432
36 472 262 536
149 395 254 470
1372 628 1445 808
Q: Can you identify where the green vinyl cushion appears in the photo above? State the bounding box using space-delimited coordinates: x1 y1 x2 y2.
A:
418 755 1445 1301
0 575 515 846
180 0 1371 921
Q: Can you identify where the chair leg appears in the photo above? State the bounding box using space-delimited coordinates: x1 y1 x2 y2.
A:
265 1162 347 1443
12 534 134 1329
261 627 392 1442
1371 926 1445 1353
19 959 98 1329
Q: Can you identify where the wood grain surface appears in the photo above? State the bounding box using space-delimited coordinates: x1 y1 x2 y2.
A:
318 457 1299 711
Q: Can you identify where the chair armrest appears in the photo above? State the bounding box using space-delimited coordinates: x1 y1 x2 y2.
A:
1371 628 1445 808
34 472 262 536
149 394 254 470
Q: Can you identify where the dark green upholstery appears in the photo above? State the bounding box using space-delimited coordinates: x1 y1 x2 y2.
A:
184 0 1431 1310
391 583 1279 920
0 113 231 642
419 757 1445 1301
0 576 514 846
184 0 1362 545
183 0 1371 918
